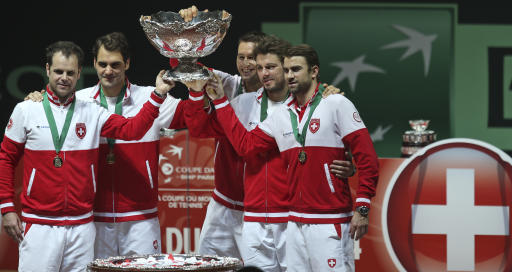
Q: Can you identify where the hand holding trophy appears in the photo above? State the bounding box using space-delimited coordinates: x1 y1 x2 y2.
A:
140 7 231 84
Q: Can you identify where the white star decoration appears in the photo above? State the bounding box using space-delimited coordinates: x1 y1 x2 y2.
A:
370 124 393 142
330 55 385 92
381 24 437 77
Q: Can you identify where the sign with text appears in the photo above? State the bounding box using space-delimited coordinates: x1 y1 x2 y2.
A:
157 130 215 254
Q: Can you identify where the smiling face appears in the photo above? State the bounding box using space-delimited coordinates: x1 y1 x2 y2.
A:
94 46 130 94
236 41 258 82
46 51 81 101
256 53 286 93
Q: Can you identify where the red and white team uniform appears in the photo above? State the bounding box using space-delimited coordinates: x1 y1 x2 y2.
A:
187 87 288 271
193 70 246 258
211 83 379 272
0 87 165 271
76 80 187 258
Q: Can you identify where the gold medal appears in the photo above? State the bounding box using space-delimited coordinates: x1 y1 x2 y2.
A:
298 150 307 164
106 151 116 164
53 155 63 168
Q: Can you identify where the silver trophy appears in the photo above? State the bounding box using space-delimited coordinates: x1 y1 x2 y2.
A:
140 10 232 83
401 120 437 157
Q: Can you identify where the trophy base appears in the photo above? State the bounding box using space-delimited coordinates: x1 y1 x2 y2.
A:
163 61 213 83
401 130 437 157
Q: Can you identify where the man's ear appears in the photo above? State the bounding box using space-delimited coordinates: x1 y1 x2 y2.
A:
311 65 319 80
125 58 131 71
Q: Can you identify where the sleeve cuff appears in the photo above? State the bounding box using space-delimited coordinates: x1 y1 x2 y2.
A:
1 202 15 215
355 197 371 208
212 96 229 109
150 90 166 106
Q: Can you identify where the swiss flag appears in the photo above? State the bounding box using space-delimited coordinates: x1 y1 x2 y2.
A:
383 139 512 272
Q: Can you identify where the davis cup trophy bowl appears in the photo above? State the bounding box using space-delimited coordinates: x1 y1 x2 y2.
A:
401 119 437 157
140 9 232 83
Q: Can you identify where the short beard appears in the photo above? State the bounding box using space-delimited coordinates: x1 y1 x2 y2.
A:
290 80 311 95
265 79 287 94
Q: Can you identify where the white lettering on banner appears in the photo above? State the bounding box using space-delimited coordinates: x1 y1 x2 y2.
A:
198 196 210 202
160 194 211 209
161 194 185 201
178 202 203 208
176 167 203 173
179 174 214 180
171 167 215 180
412 168 509 271
166 227 201 254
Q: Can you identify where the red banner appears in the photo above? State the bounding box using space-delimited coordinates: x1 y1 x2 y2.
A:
157 130 215 254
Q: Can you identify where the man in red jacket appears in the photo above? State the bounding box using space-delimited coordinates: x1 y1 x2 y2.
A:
198 43 379 272
186 34 359 271
23 32 193 259
82 32 190 259
0 41 172 271
180 9 355 265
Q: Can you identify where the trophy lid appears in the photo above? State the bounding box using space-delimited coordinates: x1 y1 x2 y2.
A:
409 119 429 132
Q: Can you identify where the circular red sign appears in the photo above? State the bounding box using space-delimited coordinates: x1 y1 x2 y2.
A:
382 138 512 271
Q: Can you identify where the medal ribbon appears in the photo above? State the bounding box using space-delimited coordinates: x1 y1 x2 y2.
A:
260 90 269 122
42 92 76 156
288 84 324 147
99 85 126 148
261 90 290 122
235 78 244 97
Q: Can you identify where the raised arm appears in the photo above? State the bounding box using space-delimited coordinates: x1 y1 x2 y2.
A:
200 76 277 156
100 70 172 140
183 90 226 138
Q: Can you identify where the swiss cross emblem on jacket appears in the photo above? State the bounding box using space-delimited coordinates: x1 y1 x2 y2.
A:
309 118 320 133
75 123 86 139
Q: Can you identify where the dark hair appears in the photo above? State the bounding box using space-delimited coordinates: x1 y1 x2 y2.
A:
253 35 291 63
286 44 320 69
286 44 320 79
46 41 84 68
92 32 131 62
238 30 266 46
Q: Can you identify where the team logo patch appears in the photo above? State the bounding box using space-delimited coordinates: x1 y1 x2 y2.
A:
353 112 362 122
153 240 158 250
309 118 320 133
6 118 13 130
75 123 86 139
328 258 336 268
